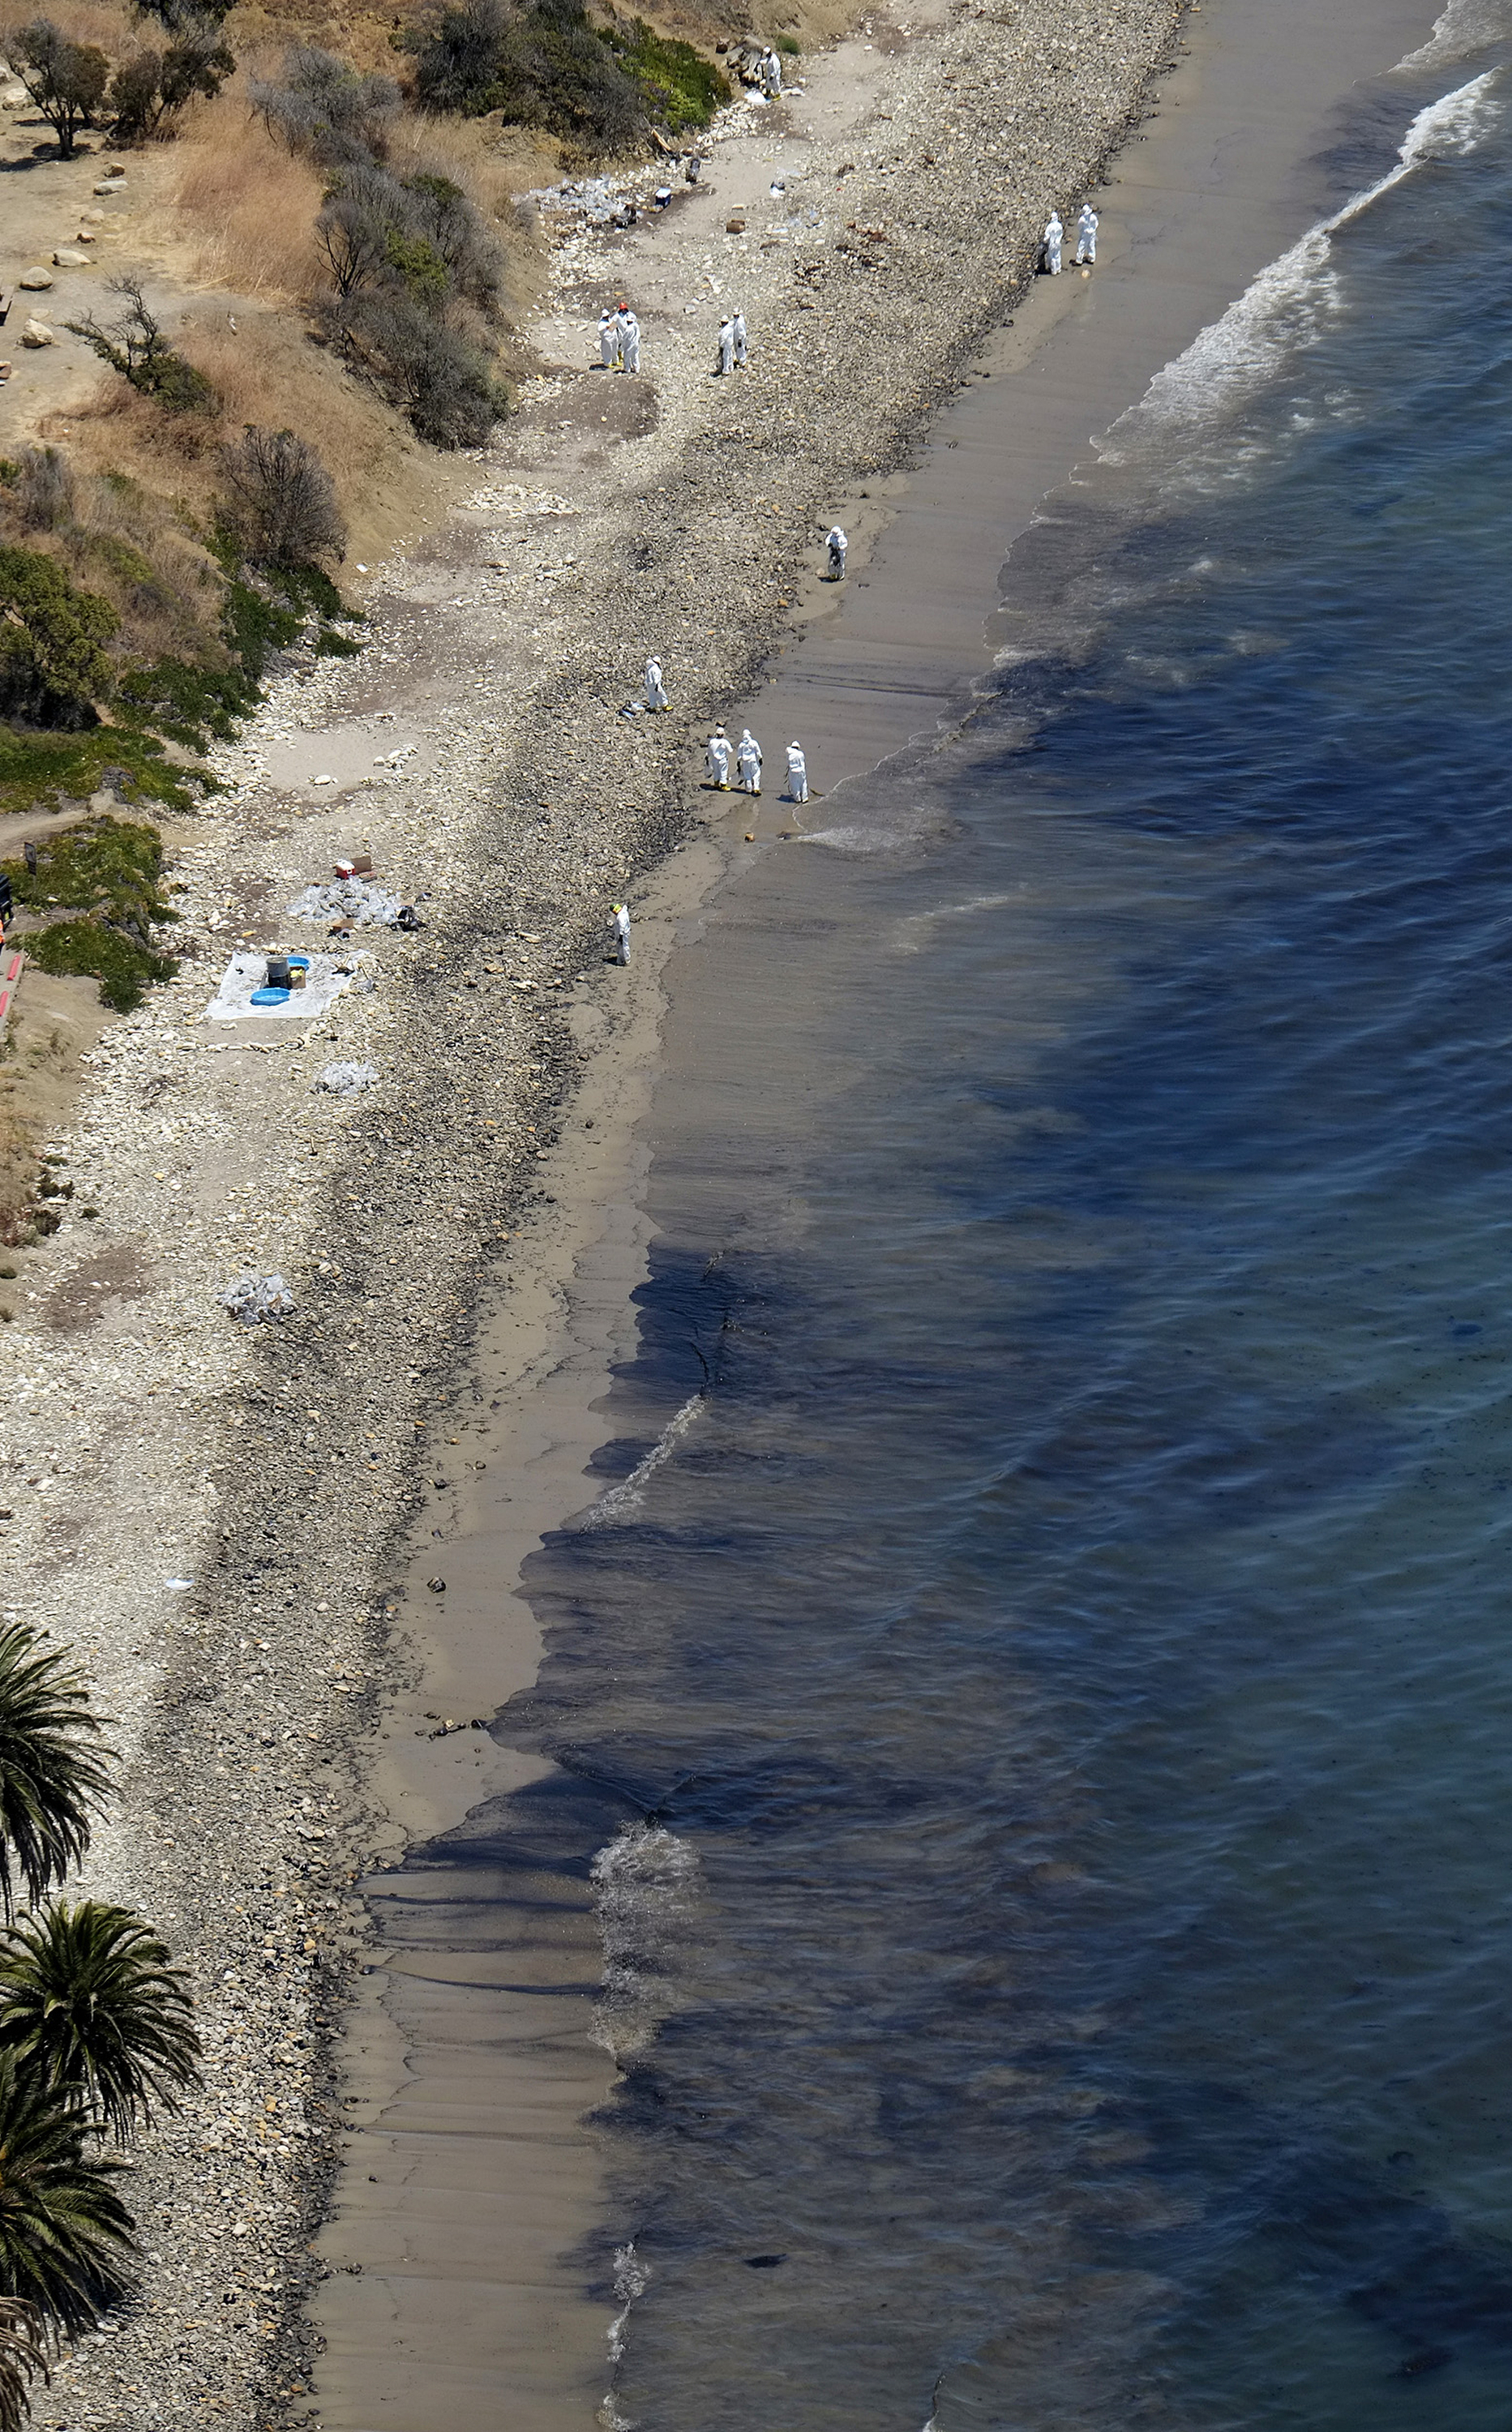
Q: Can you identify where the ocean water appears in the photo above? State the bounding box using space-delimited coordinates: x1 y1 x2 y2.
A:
484 14 1512 2426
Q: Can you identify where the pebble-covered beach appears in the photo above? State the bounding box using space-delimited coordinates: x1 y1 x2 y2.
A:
6 0 1187 2419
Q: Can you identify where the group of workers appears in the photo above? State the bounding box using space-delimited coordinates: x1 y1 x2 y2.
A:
1042 202 1099 275
637 502 846 811
700 725 810 803
598 300 642 370
599 169 1107 968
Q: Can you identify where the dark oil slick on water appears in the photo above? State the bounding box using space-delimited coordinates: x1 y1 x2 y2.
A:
424 12 1512 2425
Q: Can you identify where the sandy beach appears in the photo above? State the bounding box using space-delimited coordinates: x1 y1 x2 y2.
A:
0 0 1444 2415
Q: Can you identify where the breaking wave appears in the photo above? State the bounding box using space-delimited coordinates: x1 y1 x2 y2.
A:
1099 74 1499 465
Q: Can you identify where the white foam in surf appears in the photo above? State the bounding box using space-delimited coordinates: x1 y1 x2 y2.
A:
580 1392 703 1527
589 1821 701 2064
1399 0 1505 69
1099 73 1500 460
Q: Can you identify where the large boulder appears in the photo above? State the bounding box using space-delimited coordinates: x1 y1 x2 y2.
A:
17 266 54 290
21 319 56 347
52 249 89 268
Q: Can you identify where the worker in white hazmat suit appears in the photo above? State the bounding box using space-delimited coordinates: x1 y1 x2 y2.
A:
1075 203 1099 264
717 316 735 375
733 308 747 366
785 741 809 803
645 656 669 711
736 729 762 792
706 728 731 788
619 309 640 372
612 903 631 964
598 310 620 368
826 525 848 580
764 45 782 93
1043 211 1063 274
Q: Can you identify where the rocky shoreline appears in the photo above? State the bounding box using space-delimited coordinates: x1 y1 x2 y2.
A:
6 0 1186 2419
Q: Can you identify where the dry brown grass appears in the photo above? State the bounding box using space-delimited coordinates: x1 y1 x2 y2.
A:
163 83 326 302
48 299 471 567
0 0 134 58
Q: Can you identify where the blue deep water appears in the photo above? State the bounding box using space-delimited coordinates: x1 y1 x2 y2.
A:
495 19 1512 2427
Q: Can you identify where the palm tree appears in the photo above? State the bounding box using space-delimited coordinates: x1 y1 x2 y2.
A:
0 1903 201 2145
0 1629 112 1919
0 2056 135 2339
0 2299 47 2432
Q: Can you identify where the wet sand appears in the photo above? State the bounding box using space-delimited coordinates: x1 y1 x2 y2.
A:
306 0 1441 2420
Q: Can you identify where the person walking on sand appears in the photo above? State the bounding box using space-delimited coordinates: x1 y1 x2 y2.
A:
598 308 620 369
706 727 731 788
1043 211 1064 274
785 740 809 803
737 728 763 793
1075 202 1099 265
645 654 669 711
826 525 848 580
612 902 631 964
717 315 735 376
733 307 747 367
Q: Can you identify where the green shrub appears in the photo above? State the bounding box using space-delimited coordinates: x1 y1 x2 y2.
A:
2 812 169 923
603 19 730 132
114 655 255 751
0 725 196 820
0 550 116 727
408 0 643 148
221 580 301 680
315 626 362 657
23 919 178 1013
2 816 178 1013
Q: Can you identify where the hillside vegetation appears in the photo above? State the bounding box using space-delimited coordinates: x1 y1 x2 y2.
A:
0 0 735 833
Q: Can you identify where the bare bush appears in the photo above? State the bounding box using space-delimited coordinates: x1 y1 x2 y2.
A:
67 278 217 411
251 45 400 168
335 291 503 447
11 448 75 533
221 426 345 567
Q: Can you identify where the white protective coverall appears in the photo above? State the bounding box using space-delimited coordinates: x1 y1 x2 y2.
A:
717 317 735 375
764 45 782 92
733 309 747 366
737 729 763 793
612 904 631 964
1043 212 1064 274
706 730 731 788
599 311 620 368
826 526 848 580
1076 203 1099 264
645 656 669 711
786 743 809 803
619 311 641 372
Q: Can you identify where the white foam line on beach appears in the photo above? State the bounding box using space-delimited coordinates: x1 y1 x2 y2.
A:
579 1391 704 1526
1098 72 1500 460
1399 0 1506 69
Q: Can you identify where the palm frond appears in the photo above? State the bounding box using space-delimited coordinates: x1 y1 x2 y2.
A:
0 1629 113 1918
0 2056 135 2340
0 2298 47 2432
0 1903 201 2144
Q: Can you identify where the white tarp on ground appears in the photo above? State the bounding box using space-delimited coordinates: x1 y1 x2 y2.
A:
203 952 354 1022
